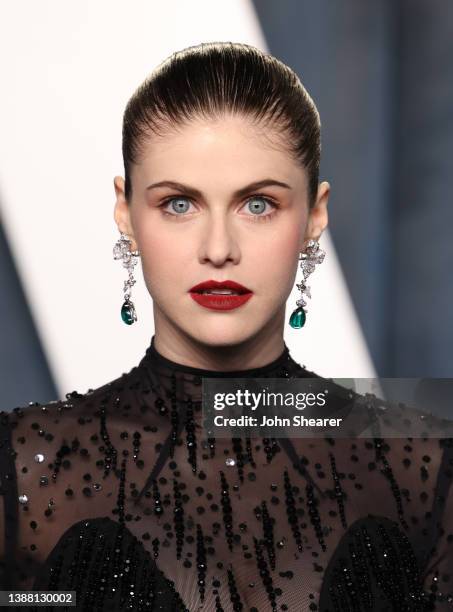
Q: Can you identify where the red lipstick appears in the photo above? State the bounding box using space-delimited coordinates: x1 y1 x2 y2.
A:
189 280 253 311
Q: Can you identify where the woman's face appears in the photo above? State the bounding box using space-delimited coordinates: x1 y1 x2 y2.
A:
114 114 329 348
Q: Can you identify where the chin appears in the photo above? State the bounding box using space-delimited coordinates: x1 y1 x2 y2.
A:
182 317 261 349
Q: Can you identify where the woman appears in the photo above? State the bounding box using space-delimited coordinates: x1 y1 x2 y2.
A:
1 42 452 611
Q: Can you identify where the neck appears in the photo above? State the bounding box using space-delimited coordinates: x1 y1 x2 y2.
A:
152 324 286 373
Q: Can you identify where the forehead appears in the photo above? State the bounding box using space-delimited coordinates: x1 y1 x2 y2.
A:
134 114 306 189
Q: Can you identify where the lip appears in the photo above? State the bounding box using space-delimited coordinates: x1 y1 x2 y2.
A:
189 279 253 311
189 280 252 293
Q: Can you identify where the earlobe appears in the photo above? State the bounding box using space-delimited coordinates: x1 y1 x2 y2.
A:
312 182 330 237
113 176 137 248
302 182 330 249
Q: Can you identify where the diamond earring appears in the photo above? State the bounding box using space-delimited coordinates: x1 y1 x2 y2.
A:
289 239 325 329
113 232 141 325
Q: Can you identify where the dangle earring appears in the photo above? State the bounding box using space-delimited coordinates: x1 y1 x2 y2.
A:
113 232 141 325
289 238 325 329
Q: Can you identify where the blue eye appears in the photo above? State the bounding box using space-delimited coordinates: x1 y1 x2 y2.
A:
246 197 269 215
243 196 277 220
160 194 278 222
161 197 193 216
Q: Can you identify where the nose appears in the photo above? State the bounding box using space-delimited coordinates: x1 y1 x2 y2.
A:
198 211 240 267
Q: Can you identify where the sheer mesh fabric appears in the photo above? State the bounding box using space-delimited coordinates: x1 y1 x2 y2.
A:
0 337 452 611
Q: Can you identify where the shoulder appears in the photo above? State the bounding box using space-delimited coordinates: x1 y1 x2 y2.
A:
285 386 453 505
0 367 145 506
0 368 152 580
0 365 147 447
364 392 453 475
0 361 165 494
1 377 115 452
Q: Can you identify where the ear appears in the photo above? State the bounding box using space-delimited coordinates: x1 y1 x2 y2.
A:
113 176 138 251
302 181 330 249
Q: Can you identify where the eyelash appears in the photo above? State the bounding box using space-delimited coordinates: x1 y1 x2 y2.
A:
159 195 279 222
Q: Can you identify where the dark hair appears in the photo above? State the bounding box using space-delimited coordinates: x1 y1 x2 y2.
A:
122 42 321 207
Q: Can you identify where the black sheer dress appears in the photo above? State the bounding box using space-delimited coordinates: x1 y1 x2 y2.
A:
1 336 453 611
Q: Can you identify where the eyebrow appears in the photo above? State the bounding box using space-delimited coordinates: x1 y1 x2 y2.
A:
145 179 292 199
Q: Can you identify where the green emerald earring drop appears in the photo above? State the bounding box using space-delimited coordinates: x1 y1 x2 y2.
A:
289 239 325 329
121 298 137 325
113 232 141 325
289 306 306 329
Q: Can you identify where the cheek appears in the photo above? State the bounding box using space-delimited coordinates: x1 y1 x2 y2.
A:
135 230 185 293
257 227 300 273
131 210 176 274
248 230 300 302
141 247 182 290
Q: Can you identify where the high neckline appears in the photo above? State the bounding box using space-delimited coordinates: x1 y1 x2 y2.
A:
140 334 303 379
